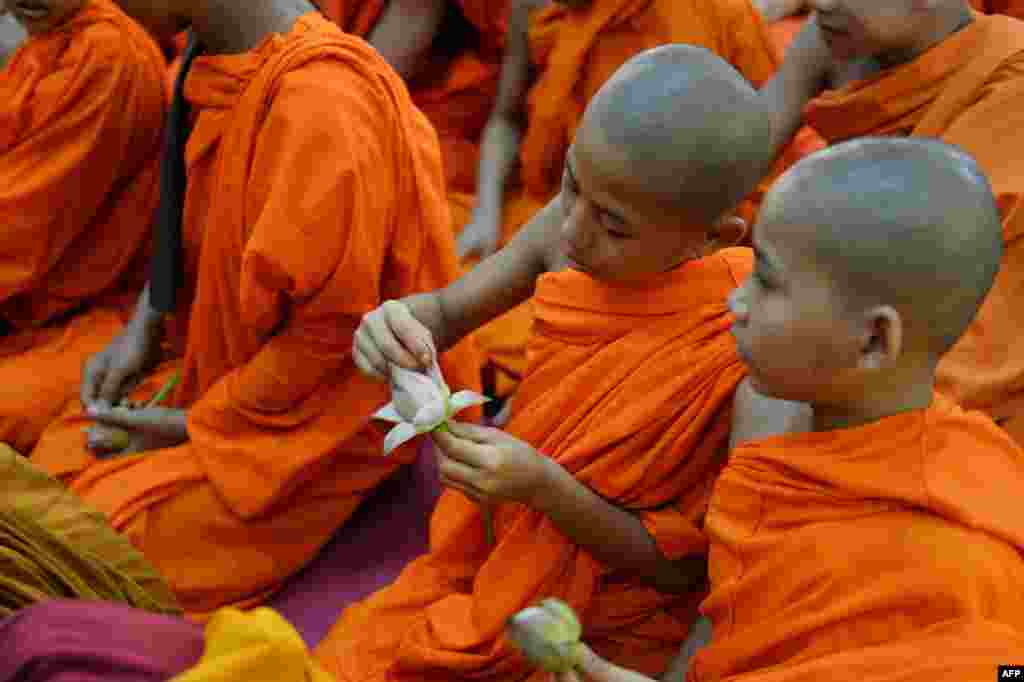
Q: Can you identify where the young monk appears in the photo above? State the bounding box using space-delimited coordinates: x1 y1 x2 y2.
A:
549 137 1024 682
768 1 1024 445
29 0 480 618
458 0 805 402
313 44 776 682
0 0 165 454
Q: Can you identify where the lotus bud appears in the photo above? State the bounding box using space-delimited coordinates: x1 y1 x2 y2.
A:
506 598 583 673
373 358 489 455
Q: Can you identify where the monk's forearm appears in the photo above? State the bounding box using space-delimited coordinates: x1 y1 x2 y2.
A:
533 460 705 595
367 0 446 81
760 18 830 158
474 116 524 221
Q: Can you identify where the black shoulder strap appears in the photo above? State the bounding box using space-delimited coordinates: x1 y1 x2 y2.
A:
150 33 204 314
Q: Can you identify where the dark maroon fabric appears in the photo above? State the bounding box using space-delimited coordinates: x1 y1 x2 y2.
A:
0 600 203 682
0 442 442 681
270 440 442 646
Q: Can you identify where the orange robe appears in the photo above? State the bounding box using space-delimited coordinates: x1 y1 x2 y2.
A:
314 0 502 235
314 249 752 682
0 0 164 453
30 14 480 618
803 14 1024 445
970 0 1024 19
688 396 1024 681
473 0 808 399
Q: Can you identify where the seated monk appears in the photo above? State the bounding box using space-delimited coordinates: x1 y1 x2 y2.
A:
457 0 819 402
309 45 777 682
547 138 1024 682
29 0 480 618
764 1 1024 445
0 0 165 454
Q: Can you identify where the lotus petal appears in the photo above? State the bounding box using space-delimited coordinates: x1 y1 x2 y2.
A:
382 422 419 456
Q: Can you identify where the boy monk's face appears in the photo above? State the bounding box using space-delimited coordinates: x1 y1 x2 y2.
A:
728 218 864 403
807 0 935 61
555 117 712 283
3 0 84 34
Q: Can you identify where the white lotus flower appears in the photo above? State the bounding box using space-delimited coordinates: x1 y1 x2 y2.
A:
374 359 490 455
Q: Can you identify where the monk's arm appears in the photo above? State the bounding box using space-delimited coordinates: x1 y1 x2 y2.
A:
729 378 812 449
470 0 535 224
532 459 706 594
404 196 563 350
366 0 446 82
759 17 831 159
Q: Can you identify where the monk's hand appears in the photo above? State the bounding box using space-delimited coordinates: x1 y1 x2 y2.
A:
554 644 657 682
431 422 554 508
84 406 189 456
354 300 437 381
456 209 500 260
81 302 164 411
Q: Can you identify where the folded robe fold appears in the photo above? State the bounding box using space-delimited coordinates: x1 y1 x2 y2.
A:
0 0 165 452
689 396 1024 681
315 248 752 682
31 14 480 618
802 13 1024 444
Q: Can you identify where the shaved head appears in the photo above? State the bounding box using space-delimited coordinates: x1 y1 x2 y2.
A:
762 137 1002 355
580 44 773 226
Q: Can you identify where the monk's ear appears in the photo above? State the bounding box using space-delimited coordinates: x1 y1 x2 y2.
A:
708 214 748 248
858 305 903 371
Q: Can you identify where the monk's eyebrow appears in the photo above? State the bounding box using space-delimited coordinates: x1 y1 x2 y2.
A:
565 154 630 228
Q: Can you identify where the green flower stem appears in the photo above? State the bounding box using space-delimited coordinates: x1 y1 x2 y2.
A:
146 370 182 408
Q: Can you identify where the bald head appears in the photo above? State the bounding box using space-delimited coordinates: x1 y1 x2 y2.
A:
763 137 1002 355
581 44 773 226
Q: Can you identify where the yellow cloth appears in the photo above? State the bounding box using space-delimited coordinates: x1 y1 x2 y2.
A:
171 608 333 682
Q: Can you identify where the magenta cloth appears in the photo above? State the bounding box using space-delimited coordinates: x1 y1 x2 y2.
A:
0 600 203 682
269 439 442 646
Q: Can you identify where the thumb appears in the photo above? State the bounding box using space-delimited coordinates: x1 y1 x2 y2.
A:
576 645 658 682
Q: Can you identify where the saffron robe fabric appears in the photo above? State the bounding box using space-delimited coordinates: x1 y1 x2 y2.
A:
313 0 502 234
0 0 165 453
0 445 179 617
688 396 1024 681
472 0 799 399
314 248 752 682
803 13 1024 445
31 14 480 618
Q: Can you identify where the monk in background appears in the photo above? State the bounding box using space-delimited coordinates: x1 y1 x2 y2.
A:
311 45 777 682
551 138 1024 682
457 0 818 403
30 0 480 618
762 1 1024 445
312 0 504 237
0 0 165 454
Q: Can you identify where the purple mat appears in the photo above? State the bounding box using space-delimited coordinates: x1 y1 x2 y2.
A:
269 440 441 646
0 600 204 682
